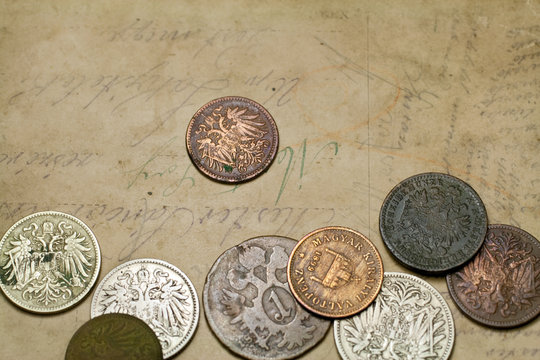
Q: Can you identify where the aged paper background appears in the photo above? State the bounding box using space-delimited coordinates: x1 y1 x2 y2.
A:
0 1 539 359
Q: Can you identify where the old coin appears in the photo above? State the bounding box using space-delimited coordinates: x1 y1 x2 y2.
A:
379 172 488 273
203 236 330 360
65 313 163 360
0 211 101 313
446 224 540 328
287 226 383 318
334 272 455 360
91 258 199 359
186 96 279 183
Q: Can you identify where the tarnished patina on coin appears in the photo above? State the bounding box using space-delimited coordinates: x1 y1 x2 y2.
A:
334 272 455 360
203 236 330 360
287 226 383 318
91 258 199 359
379 172 488 273
65 313 163 360
447 224 540 328
186 96 279 183
0 211 101 313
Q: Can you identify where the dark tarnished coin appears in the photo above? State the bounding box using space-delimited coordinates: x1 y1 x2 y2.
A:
0 211 101 313
203 236 330 360
65 313 163 360
287 227 384 318
334 272 455 360
91 258 199 359
186 96 279 183
379 172 488 273
447 224 540 328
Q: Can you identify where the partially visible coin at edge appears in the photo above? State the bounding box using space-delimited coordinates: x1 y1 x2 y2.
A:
65 313 163 360
186 96 279 183
204 236 331 360
334 272 455 360
379 172 488 273
0 211 101 313
447 224 540 328
287 226 384 318
91 258 199 359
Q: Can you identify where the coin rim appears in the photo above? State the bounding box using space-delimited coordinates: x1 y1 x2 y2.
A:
203 235 331 360
185 96 279 183
287 226 384 318
446 224 540 328
0 211 101 314
65 313 163 360
334 271 455 360
90 258 200 359
379 172 488 273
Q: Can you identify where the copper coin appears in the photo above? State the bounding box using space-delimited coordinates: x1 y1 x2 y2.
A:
379 172 488 273
447 224 540 328
186 96 279 183
65 313 163 360
203 236 330 360
287 226 384 318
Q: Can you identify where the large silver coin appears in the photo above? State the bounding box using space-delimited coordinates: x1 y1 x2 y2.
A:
0 211 101 313
204 236 331 360
334 272 455 360
91 258 199 359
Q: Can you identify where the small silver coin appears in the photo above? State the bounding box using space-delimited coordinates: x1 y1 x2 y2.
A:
0 211 101 313
204 236 331 360
91 258 199 359
334 272 455 360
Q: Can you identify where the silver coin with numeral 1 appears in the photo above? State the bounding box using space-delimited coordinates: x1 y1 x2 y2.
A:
334 272 455 360
0 211 101 313
91 258 199 359
204 236 331 360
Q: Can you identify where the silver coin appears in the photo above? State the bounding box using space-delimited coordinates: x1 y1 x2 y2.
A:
0 211 101 313
204 236 331 360
91 258 199 359
334 272 455 360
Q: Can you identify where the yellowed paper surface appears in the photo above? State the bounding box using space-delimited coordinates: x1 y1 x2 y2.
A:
1 1 539 359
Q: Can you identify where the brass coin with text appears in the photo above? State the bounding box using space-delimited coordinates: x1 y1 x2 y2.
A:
287 227 383 318
447 224 540 328
65 313 163 360
186 96 279 183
